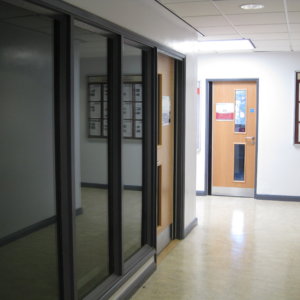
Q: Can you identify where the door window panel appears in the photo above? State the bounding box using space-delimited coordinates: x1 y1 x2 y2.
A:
234 144 245 181
234 89 247 133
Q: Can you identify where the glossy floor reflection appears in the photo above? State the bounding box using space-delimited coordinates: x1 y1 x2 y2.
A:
132 196 300 300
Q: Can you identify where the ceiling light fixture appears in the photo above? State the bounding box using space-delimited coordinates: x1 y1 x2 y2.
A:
240 4 264 10
170 39 255 54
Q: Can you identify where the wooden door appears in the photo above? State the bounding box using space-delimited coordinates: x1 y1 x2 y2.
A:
157 53 174 252
212 81 257 197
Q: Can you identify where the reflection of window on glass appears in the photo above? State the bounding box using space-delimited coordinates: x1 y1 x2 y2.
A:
235 89 247 133
234 144 245 181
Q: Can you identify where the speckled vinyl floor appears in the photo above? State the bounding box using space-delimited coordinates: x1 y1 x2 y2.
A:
132 196 300 300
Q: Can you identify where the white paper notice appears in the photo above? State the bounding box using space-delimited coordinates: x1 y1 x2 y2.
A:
216 102 234 121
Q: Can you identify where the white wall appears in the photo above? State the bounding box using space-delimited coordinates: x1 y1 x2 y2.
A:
184 53 198 228
197 52 300 197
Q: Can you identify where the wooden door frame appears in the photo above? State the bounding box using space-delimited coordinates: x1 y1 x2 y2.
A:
204 79 259 197
155 51 186 241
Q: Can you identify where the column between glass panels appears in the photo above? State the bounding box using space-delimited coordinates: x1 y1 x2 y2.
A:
54 15 77 300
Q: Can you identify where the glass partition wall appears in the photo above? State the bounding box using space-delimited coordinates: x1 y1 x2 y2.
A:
0 1 156 299
122 44 144 261
73 21 110 299
0 2 59 299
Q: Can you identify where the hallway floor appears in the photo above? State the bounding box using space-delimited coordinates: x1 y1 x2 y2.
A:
132 196 300 300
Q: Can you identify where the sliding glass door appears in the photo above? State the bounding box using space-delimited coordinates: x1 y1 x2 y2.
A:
0 1 157 299
0 2 59 299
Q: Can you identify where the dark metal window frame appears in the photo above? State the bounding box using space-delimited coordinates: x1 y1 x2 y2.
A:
2 0 187 299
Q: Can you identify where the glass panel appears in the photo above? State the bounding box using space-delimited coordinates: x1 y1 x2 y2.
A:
0 2 59 299
74 21 110 299
122 44 143 260
235 89 247 133
234 144 245 181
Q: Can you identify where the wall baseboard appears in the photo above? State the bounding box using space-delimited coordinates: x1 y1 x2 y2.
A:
81 182 108 189
0 207 83 247
81 182 142 191
184 217 198 238
255 194 300 202
196 190 207 196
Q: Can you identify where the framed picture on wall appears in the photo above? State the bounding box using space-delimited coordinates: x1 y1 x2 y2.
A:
103 101 108 119
134 120 143 138
102 119 108 137
123 119 133 138
133 83 142 101
87 76 106 138
134 102 142 120
122 83 132 101
89 102 101 119
89 119 101 136
89 83 101 101
87 75 143 139
103 83 108 101
123 102 132 119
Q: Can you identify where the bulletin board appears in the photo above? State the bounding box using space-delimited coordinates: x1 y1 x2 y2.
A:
87 75 143 139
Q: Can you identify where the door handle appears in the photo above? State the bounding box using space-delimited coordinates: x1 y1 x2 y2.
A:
245 136 255 145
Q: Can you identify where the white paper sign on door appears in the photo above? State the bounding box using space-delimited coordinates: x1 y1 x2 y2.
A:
216 103 234 121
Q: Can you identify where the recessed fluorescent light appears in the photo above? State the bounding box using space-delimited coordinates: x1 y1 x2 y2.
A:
241 4 264 10
197 39 254 52
170 39 254 54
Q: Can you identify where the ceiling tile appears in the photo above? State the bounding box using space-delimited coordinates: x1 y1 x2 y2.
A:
289 24 300 32
200 34 243 41
245 32 290 40
236 24 288 34
288 12 300 23
199 26 238 35
290 32 300 39
291 39 300 46
253 40 291 51
160 0 209 3
214 0 285 14
286 0 300 12
184 15 229 27
165 2 220 17
291 45 300 51
227 13 286 25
